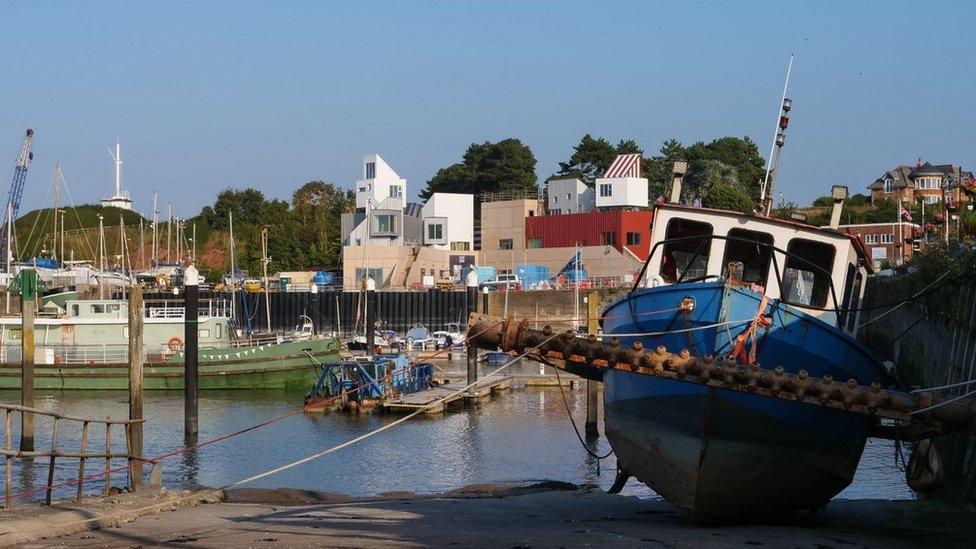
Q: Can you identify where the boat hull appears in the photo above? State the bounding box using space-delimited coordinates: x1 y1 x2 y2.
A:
601 282 884 522
0 338 340 391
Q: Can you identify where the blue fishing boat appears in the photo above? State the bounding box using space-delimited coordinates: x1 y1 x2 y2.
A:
597 196 888 522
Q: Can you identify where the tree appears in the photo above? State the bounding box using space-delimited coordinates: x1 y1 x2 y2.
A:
644 137 764 203
684 159 739 203
420 138 538 211
554 135 646 185
702 183 753 213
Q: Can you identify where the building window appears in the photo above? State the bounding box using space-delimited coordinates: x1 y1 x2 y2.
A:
371 213 397 235
551 209 560 215
881 233 893 244
365 162 376 179
355 267 383 282
427 223 444 241
450 241 470 251
601 232 617 246
499 238 513 250
566 192 572 200
528 210 535 217
553 196 558 204
626 232 641 245
528 238 542 249
600 183 612 197
390 185 403 198
864 234 878 244
924 195 941 204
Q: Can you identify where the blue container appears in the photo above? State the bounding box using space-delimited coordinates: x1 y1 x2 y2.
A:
516 264 550 289
311 270 334 285
472 266 497 284
565 268 588 282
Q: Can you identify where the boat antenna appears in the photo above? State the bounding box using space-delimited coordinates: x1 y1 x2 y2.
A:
757 53 794 217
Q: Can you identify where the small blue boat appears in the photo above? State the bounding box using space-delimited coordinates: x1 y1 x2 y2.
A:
304 353 435 412
599 201 889 522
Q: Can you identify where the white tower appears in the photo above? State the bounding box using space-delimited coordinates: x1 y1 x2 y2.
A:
101 139 133 210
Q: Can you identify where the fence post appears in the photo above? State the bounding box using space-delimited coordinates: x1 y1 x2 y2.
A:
5 410 12 508
128 285 145 489
184 266 199 439
20 295 35 452
77 421 89 502
45 417 60 505
585 291 601 438
103 419 111 496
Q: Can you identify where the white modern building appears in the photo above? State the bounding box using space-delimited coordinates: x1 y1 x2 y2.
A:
547 178 594 215
594 153 648 210
355 153 406 210
422 192 474 251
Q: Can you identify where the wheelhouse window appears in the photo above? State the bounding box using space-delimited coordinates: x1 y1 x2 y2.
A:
782 238 835 307
722 229 773 285
661 218 713 283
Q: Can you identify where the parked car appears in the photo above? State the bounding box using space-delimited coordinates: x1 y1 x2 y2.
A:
481 274 521 291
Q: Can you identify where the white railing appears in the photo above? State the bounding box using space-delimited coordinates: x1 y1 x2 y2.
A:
148 306 185 318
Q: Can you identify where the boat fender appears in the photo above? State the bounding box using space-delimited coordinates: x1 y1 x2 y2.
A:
167 337 184 352
906 438 944 493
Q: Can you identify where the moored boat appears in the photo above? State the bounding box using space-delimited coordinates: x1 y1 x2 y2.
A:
596 199 887 522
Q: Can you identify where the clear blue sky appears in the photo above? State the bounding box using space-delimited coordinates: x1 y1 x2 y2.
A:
1 1 973 218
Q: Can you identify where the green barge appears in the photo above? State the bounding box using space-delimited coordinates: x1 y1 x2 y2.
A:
0 297 339 390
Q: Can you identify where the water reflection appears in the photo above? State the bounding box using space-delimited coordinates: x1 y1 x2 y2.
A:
0 365 913 503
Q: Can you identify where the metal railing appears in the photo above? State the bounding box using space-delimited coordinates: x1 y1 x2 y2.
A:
1 403 145 508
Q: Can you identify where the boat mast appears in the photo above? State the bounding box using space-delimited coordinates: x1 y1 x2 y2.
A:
166 202 172 263
176 217 182 265
151 192 158 268
5 201 11 314
97 214 105 299
261 226 271 333
52 163 60 261
758 54 795 216
114 140 122 199
229 210 236 321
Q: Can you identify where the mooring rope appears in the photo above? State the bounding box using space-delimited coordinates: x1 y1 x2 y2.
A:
11 332 561 536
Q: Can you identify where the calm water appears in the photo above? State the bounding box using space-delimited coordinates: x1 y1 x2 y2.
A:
0 360 913 504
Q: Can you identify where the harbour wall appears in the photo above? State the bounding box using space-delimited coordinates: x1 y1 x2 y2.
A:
859 277 976 504
485 288 627 331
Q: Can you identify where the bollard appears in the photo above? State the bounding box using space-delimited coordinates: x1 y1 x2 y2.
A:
20 294 34 452
128 285 145 488
585 291 601 438
365 276 376 356
184 265 199 439
466 271 479 390
482 285 489 314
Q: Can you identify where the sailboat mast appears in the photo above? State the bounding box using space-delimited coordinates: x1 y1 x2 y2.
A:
97 214 105 299
5 201 11 314
151 192 158 267
52 164 60 261
229 211 236 322
166 203 172 263
262 227 271 333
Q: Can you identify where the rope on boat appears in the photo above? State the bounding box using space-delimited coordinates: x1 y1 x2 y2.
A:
571 319 754 338
549 359 614 469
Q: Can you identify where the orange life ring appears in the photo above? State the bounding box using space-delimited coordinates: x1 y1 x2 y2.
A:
167 336 184 352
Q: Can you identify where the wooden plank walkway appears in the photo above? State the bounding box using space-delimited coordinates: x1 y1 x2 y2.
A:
382 375 512 414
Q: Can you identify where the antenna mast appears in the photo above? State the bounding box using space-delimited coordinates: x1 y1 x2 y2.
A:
758 54 794 216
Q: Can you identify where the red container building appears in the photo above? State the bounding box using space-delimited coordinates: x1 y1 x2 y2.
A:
524 210 653 260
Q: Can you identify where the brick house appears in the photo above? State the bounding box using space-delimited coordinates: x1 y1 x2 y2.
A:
868 160 974 206
831 222 919 269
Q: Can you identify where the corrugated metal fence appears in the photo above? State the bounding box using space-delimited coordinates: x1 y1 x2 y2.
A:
137 290 470 337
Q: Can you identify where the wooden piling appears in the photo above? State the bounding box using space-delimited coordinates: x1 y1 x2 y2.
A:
128 285 145 488
585 291 601 438
184 267 199 439
20 295 34 452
